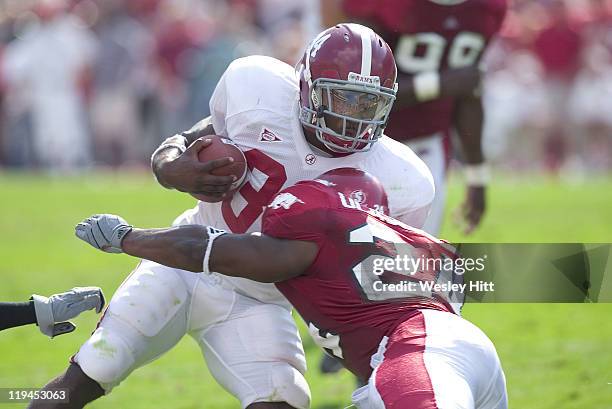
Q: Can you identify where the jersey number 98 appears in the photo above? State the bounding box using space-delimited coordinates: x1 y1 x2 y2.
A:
395 31 485 73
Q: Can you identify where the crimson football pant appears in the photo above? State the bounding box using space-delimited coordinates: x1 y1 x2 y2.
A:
353 309 507 409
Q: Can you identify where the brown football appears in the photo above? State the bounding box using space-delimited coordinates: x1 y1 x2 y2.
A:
191 135 248 203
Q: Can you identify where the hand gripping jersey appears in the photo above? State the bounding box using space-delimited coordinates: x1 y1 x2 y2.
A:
343 0 507 140
262 180 456 380
182 55 435 304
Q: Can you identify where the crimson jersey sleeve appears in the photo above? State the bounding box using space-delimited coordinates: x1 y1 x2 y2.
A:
262 182 331 246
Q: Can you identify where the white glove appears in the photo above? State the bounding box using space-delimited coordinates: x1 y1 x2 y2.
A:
32 287 105 338
75 214 132 253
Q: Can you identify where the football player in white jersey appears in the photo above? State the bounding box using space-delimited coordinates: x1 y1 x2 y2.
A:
31 24 434 409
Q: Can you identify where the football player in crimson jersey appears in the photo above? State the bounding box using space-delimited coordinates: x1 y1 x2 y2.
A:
32 25 435 409
322 0 508 235
73 168 508 409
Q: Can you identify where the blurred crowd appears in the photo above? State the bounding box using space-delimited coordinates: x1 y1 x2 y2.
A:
484 0 612 175
0 0 611 175
0 0 320 170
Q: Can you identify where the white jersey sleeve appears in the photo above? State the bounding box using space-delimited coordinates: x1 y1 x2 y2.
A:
209 55 299 141
364 136 435 229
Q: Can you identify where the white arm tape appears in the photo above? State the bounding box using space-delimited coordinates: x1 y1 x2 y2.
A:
464 163 491 186
150 134 187 163
202 226 228 274
413 71 441 102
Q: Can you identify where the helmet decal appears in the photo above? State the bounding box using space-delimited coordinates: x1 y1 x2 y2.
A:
314 168 389 214
310 33 332 58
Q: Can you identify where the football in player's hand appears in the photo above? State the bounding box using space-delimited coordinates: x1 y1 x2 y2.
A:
192 135 248 203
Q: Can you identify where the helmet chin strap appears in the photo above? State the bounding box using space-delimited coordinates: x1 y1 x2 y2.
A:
315 113 348 154
310 138 335 157
300 123 335 157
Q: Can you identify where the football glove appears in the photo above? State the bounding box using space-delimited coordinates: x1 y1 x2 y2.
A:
32 287 105 338
75 214 132 253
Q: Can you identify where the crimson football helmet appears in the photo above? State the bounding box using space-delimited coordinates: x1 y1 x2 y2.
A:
297 23 398 154
315 167 389 215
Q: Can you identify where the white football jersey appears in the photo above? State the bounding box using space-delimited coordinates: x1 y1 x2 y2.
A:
179 55 435 303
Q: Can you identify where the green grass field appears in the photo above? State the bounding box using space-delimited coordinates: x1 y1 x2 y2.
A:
1 171 611 409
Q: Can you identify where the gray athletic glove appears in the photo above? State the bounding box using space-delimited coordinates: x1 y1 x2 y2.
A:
75 214 132 253
32 287 105 338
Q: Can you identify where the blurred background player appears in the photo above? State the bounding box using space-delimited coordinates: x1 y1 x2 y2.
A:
322 0 508 235
71 168 507 409
0 287 104 337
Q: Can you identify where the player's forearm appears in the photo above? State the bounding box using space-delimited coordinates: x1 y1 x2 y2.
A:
454 94 485 165
209 234 308 283
151 144 185 189
119 226 277 279
122 226 209 272
121 225 313 282
0 301 37 331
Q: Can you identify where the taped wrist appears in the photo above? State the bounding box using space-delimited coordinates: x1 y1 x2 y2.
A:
151 134 187 163
413 71 441 102
464 163 491 186
202 227 228 274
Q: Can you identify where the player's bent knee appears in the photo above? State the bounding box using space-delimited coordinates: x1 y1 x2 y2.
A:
272 364 310 409
73 326 135 392
252 364 310 409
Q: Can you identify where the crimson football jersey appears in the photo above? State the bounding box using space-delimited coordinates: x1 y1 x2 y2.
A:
262 181 457 380
343 0 507 140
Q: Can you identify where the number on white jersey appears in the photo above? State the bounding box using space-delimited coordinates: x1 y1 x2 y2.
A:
222 149 287 233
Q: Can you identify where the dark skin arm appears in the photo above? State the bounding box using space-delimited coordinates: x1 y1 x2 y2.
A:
151 116 236 199
453 89 487 235
121 226 318 283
